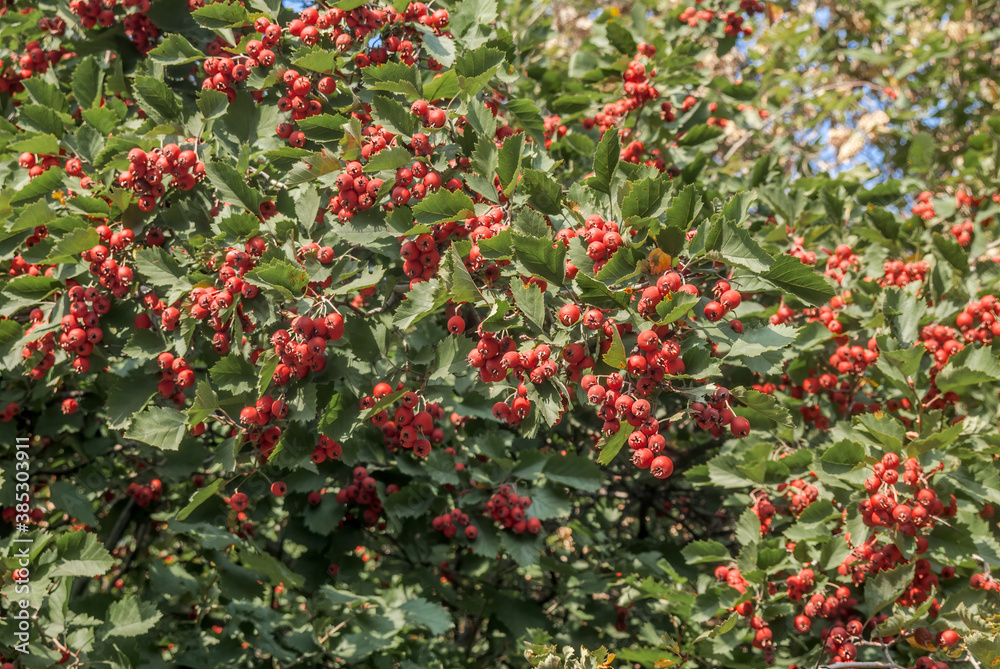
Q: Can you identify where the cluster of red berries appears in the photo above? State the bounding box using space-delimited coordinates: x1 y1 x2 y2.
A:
542 114 568 149
461 206 513 282
335 466 385 528
824 244 859 284
787 234 818 266
911 191 935 220
388 158 444 208
584 48 658 133
795 585 858 629
920 323 965 370
267 310 346 387
839 455 953 587
878 259 929 287
201 56 252 103
52 283 115 376
7 254 50 277
431 508 478 540
949 219 976 247
71 0 159 51
750 491 777 534
2 39 66 94
557 214 627 274
679 6 715 27
969 570 1000 591
484 485 541 535
327 161 383 222
117 145 206 213
689 387 751 440
184 240 268 349
310 434 343 465
955 294 1000 343
125 478 163 508
1 504 43 524
154 352 195 407
81 243 133 304
18 150 65 180
361 384 446 456
777 478 819 515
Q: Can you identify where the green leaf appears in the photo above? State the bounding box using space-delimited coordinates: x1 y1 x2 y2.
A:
602 318 627 370
932 232 968 274
543 455 602 492
681 540 731 564
907 421 964 456
760 255 836 306
522 169 563 215
18 105 65 137
606 21 637 54
936 345 1000 393
209 354 257 395
148 34 204 66
590 129 620 195
400 598 453 636
496 132 525 195
655 291 700 325
725 324 798 374
856 413 904 452
1 275 62 313
510 279 544 328
203 160 263 213
125 407 188 451
82 106 121 134
102 596 162 639
511 231 566 285
370 94 418 137
363 61 421 98
821 440 866 467
296 114 349 142
134 247 191 294
51 531 114 577
596 427 629 465
8 133 60 156
293 45 338 73
132 76 181 123
420 30 456 68
10 167 63 206
423 69 460 101
191 0 251 28
731 388 793 428
395 278 449 330
861 563 914 618
678 124 725 146
455 47 504 94
709 217 773 273
465 97 498 138
43 226 98 264
621 175 670 220
411 188 476 225
363 146 412 173
504 99 547 147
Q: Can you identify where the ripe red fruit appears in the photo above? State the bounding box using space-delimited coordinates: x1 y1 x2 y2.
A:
558 304 581 325
446 315 465 334
730 416 750 438
937 630 959 647
650 455 674 479
703 301 725 321
230 492 249 511
270 481 287 497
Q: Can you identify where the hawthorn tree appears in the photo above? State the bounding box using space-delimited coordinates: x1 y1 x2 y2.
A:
0 0 999 668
